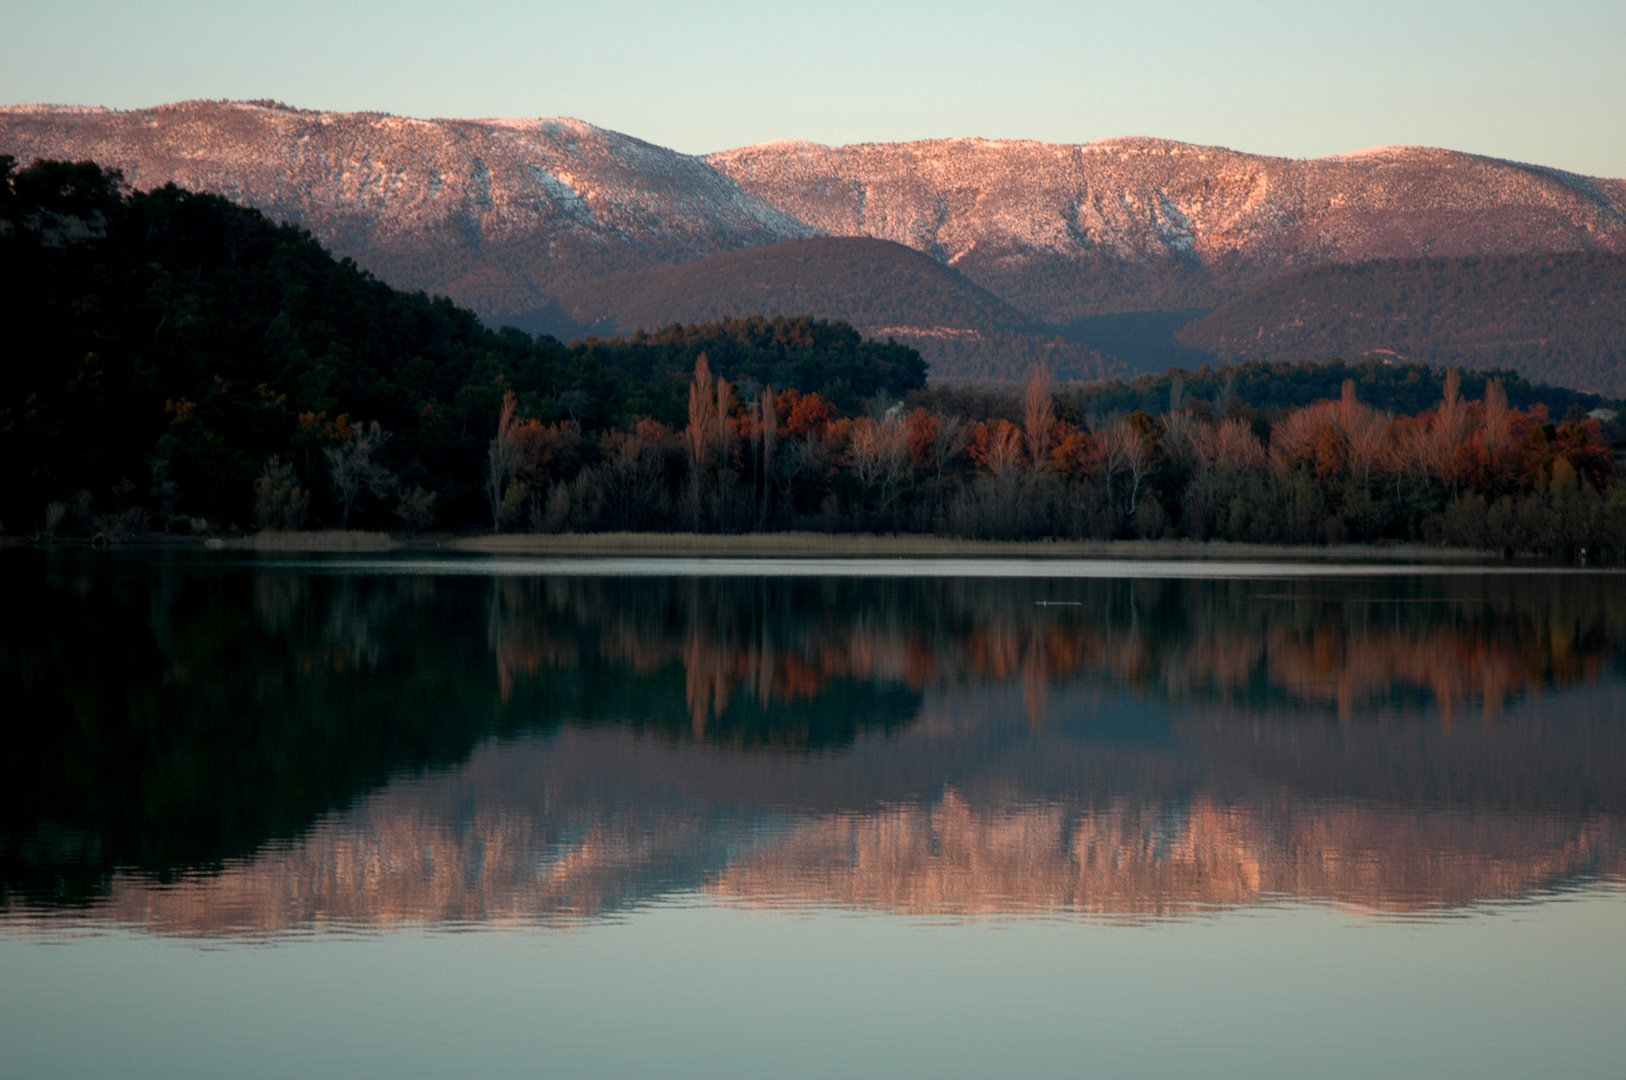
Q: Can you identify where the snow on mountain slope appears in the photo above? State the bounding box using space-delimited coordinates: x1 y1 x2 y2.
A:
5 101 1625 329
710 137 1626 320
712 137 1626 265
0 101 810 316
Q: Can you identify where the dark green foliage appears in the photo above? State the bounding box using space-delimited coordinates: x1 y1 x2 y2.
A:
571 314 927 418
1 157 522 527
1179 252 1626 396
0 159 924 529
1065 359 1618 420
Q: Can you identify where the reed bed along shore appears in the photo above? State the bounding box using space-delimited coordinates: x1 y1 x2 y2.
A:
444 532 1493 562
214 531 401 552
7 529 1500 561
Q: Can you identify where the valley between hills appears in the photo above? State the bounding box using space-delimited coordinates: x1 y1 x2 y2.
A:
5 100 1626 391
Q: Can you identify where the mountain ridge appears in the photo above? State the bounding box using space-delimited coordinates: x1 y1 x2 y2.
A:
0 101 812 316
709 135 1626 321
5 100 1626 384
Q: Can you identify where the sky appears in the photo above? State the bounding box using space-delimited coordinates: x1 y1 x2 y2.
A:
6 0 1625 175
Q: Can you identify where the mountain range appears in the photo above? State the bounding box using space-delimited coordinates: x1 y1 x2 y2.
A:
5 99 1626 384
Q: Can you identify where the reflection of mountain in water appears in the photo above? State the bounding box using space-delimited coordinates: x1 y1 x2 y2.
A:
51 709 1626 934
3 553 1625 925
712 795 1622 919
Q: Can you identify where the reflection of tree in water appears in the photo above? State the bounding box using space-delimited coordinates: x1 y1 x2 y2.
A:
487 573 1626 726
487 577 923 747
4 562 510 906
5 555 1626 915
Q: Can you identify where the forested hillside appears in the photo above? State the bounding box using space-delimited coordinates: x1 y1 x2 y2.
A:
0 159 923 530
1179 253 1626 396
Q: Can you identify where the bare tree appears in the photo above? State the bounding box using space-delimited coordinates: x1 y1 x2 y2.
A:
1483 378 1513 453
928 413 971 519
1103 418 1157 520
757 384 778 529
686 353 719 530
1023 364 1057 466
42 501 67 539
325 421 396 529
979 419 1028 474
1191 418 1265 470
714 365 735 526
599 418 677 531
1334 380 1392 492
849 415 913 522
487 391 520 531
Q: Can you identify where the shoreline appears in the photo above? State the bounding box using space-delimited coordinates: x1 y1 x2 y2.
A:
443 532 1498 562
6 530 1500 562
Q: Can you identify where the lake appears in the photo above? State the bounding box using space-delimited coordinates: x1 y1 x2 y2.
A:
3 551 1624 1079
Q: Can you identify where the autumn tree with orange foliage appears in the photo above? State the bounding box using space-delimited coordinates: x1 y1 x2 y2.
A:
474 358 1621 557
487 390 583 531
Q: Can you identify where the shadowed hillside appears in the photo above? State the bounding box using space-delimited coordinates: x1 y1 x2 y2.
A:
553 237 1024 334
1179 252 1626 396
538 237 1117 384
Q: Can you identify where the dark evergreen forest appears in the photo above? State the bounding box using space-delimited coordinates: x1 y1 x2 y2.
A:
0 158 924 529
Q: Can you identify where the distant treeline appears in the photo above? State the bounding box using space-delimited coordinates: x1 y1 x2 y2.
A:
1178 252 1626 397
1054 358 1616 420
5 158 1625 555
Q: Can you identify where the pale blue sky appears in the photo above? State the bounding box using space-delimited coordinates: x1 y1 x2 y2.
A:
6 1 1624 175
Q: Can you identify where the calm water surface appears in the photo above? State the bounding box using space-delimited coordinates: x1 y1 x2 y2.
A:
3 551 1624 1079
